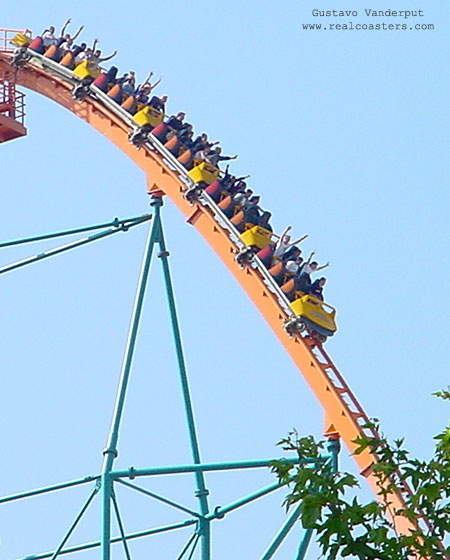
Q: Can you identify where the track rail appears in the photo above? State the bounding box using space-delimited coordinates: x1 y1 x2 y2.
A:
0 50 417 535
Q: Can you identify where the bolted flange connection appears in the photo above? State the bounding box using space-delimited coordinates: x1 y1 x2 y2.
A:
284 317 306 337
10 46 31 69
195 488 210 497
184 184 203 204
72 81 91 102
102 447 118 459
235 246 257 266
128 125 151 148
214 505 225 519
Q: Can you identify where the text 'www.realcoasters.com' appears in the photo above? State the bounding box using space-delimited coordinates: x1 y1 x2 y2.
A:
302 9 435 31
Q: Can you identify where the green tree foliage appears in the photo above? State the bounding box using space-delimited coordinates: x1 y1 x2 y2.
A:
271 394 450 559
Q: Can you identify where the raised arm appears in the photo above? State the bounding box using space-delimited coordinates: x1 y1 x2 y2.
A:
279 225 292 240
306 250 316 264
316 262 330 271
72 24 84 41
91 38 99 51
60 18 71 37
290 234 309 245
141 71 154 86
149 77 162 92
99 50 118 62
219 155 238 162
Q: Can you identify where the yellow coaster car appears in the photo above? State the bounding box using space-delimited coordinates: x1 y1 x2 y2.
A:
290 294 337 340
11 32 32 47
73 60 101 81
133 106 164 128
188 161 220 186
240 225 274 250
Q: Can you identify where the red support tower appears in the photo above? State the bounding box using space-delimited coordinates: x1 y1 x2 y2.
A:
0 28 28 143
0 80 26 143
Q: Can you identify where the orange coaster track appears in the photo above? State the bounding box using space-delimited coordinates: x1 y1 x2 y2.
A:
0 46 416 536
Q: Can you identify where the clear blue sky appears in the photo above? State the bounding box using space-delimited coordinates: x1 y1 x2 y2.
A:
1 1 449 558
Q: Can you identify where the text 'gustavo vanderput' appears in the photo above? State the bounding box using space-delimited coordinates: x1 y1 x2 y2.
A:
312 9 424 18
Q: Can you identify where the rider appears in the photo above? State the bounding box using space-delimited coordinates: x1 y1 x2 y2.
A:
309 277 327 301
55 18 84 49
206 147 238 168
273 226 308 259
148 94 168 112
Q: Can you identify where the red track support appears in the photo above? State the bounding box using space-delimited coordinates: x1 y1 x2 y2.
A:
0 79 26 142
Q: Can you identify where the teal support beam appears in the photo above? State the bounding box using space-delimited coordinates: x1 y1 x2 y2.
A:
197 518 210 559
111 456 310 479
187 535 200 560
116 479 201 517
111 492 132 560
326 437 340 473
175 532 198 560
16 519 197 560
0 215 151 276
0 475 98 504
156 214 210 559
101 201 162 560
260 503 302 560
0 214 151 248
295 439 341 560
206 478 291 521
186 533 201 560
295 528 313 560
100 473 112 560
50 486 99 560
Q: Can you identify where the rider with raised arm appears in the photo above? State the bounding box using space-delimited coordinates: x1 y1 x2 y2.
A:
137 71 162 94
273 226 308 259
90 48 118 65
206 147 238 168
299 250 330 275
295 251 330 293
56 18 84 48
59 18 71 39
74 37 97 65
133 73 163 104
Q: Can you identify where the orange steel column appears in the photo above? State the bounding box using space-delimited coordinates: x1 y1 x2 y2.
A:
0 54 422 538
